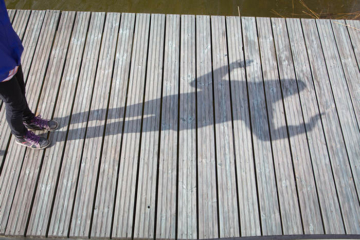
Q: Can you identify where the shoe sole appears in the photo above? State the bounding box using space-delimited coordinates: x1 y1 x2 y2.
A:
15 139 51 150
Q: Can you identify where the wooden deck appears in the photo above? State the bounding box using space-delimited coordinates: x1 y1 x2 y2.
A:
0 9 359 239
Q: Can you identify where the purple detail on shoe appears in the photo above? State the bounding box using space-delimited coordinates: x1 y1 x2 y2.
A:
25 131 40 146
32 115 49 129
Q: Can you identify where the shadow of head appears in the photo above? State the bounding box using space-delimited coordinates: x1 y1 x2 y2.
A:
279 79 307 99
297 79 306 91
188 60 307 99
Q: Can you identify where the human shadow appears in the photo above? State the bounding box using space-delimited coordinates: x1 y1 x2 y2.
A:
53 61 321 142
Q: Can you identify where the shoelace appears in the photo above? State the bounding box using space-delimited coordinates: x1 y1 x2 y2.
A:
32 115 49 128
25 131 41 145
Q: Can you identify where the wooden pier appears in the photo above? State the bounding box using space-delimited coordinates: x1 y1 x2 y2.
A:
0 9 359 239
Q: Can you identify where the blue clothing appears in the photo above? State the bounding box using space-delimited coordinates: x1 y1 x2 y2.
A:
0 0 23 82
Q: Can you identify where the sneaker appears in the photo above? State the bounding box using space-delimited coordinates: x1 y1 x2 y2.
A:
24 115 59 131
15 131 51 149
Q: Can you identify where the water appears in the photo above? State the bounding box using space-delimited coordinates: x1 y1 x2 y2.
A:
5 0 360 19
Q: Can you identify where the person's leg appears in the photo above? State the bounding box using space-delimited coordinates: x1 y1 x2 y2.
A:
0 70 50 149
14 65 58 131
0 73 30 138
14 65 35 122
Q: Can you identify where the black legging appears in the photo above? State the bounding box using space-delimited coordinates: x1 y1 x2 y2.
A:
0 66 35 138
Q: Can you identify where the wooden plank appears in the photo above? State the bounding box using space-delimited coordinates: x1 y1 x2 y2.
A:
210 16 240 238
332 20 360 145
112 13 151 239
316 19 360 234
0 136 24 233
12 10 31 40
287 18 343 235
7 9 16 22
69 12 120 238
91 13 135 238
0 10 44 169
195 15 218 239
257 17 302 235
133 13 165 239
345 20 360 70
21 10 47 81
0 10 60 235
27 12 91 237
47 12 105 237
225 16 260 237
21 11 60 116
5 11 75 236
242 17 282 236
0 12 358 239
271 17 323 234
333 19 360 201
299 18 346 234
155 14 178 240
177 14 197 240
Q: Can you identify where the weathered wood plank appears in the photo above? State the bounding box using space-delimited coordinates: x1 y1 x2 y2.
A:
7 9 16 22
178 14 197 240
211 16 240 238
5 11 75 236
225 16 260 237
0 10 44 169
112 13 151 239
0 10 60 236
345 20 360 70
332 20 360 131
155 14 179 240
0 135 24 233
48 12 105 237
23 10 60 121
333 22 360 134
21 10 46 81
132 14 164 240
271 17 323 234
91 13 135 238
242 17 282 236
27 12 91 237
300 18 346 234
257 17 302 235
1 11 358 239
316 19 360 234
5 11 74 236
69 12 120 238
287 17 345 235
12 10 31 40
196 15 218 239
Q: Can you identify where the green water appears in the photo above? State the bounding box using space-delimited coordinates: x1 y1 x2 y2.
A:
5 0 360 19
